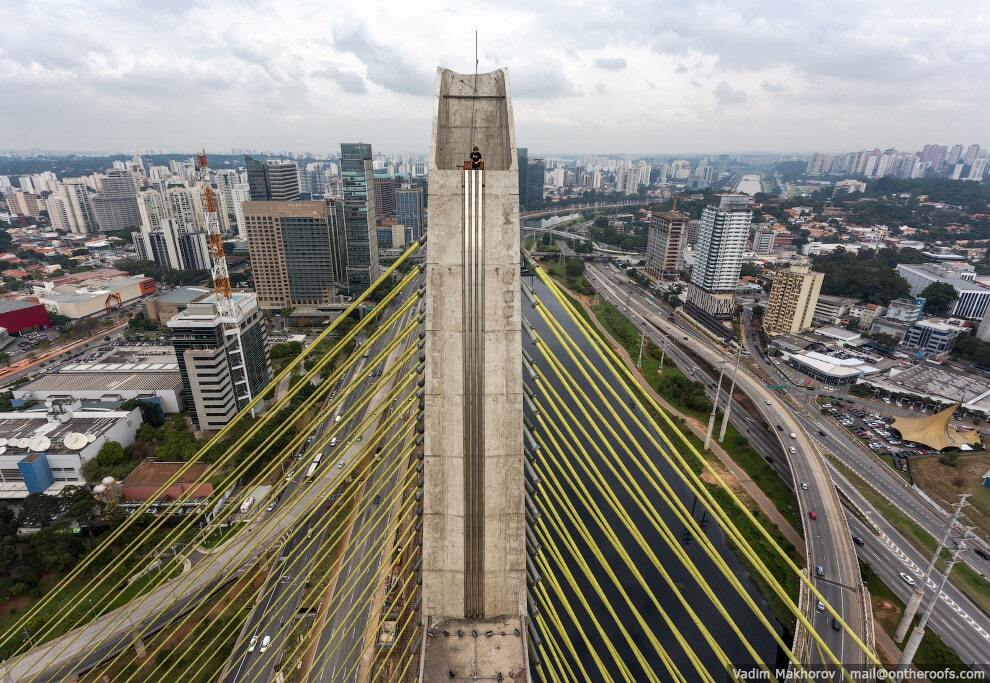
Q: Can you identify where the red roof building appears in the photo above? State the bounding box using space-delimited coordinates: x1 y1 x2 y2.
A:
122 459 213 505
0 300 50 334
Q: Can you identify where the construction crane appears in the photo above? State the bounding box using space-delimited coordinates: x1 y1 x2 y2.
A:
196 150 253 406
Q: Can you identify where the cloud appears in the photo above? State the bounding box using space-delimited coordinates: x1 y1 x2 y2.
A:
593 57 627 71
713 81 749 106
312 66 368 94
511 59 577 98
0 0 986 153
331 22 433 96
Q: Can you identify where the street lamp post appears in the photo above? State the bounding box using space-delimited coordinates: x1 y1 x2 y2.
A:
718 344 743 443
704 352 728 451
899 528 973 670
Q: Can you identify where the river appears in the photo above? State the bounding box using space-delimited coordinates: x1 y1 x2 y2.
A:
522 275 783 680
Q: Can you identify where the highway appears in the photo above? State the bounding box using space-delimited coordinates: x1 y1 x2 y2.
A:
592 262 990 669
837 465 990 669
223 300 420 682
1 301 421 682
586 263 869 670
739 306 990 591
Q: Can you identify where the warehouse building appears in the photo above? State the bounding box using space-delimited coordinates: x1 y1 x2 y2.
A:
0 299 50 334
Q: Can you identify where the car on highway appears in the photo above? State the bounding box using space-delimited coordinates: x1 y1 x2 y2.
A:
801 482 809 490
898 572 916 586
789 446 797 454
259 635 271 653
764 400 772 406
852 536 865 546
789 432 797 439
815 565 825 578
808 511 817 521
337 460 345 469
831 617 841 631
372 494 381 505
248 635 259 652
816 600 825 612
335 414 342 422
330 437 338 447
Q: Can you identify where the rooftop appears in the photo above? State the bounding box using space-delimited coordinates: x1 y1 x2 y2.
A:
881 364 990 407
421 616 527 682
19 373 181 393
158 287 212 305
0 299 41 314
0 410 136 455
898 263 988 293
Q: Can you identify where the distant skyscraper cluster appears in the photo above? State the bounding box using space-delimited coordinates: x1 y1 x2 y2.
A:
805 143 986 182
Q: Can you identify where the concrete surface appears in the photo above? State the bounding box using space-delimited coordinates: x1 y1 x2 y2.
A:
423 66 524 620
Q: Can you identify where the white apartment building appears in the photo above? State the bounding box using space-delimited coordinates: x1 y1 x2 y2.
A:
686 194 752 319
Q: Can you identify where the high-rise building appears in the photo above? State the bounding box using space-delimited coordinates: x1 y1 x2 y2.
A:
968 158 988 182
242 200 347 309
763 265 824 335
163 180 202 233
685 194 752 322
644 210 688 280
340 143 380 292
946 144 964 166
92 169 141 232
215 169 249 238
752 227 777 254
61 180 98 235
167 293 271 431
517 147 529 207
395 185 425 242
963 144 982 166
44 195 72 232
6 191 41 217
245 156 300 201
525 158 545 207
373 176 397 223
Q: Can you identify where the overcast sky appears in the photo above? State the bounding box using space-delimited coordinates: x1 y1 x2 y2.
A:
2 0 987 155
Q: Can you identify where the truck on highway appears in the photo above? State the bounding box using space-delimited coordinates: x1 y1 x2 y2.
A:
306 453 323 479
240 496 255 514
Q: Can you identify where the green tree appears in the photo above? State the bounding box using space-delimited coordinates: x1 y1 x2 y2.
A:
955 336 990 368
919 282 956 316
564 258 585 278
18 494 61 528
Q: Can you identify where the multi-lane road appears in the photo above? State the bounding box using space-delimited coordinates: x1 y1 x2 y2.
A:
590 261 990 670
587 262 869 670
224 300 420 682
2 299 420 682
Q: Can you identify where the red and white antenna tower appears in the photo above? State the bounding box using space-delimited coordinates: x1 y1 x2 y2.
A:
196 149 253 405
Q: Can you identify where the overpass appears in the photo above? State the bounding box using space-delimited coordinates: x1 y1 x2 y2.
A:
522 226 642 257
0 67 883 682
520 200 651 221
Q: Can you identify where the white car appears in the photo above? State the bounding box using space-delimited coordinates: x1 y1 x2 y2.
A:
898 572 916 586
801 482 809 490
789 432 797 439
337 461 345 469
260 635 271 653
248 635 259 652
329 437 337 447
789 446 797 454
335 415 342 422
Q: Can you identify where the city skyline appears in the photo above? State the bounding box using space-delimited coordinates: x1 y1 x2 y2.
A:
3 1 988 154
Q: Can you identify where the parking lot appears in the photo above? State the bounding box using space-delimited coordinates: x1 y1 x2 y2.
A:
819 401 937 473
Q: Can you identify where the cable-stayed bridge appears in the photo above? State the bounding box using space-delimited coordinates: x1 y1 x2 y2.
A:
0 67 881 682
